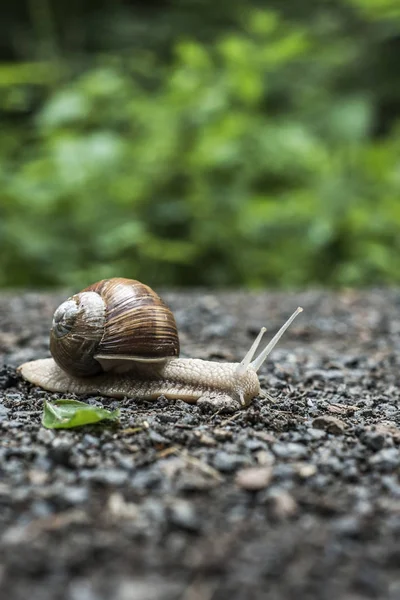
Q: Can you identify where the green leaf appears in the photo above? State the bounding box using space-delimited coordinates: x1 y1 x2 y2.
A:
42 399 120 429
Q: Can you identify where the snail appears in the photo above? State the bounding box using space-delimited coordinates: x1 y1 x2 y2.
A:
18 278 303 410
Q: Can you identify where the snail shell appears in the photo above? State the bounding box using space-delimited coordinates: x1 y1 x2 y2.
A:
50 278 180 377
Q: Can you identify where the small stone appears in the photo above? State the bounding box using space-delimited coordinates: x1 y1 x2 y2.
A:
68 579 98 600
382 475 400 497
312 415 347 435
360 430 386 451
295 463 317 478
37 429 55 444
108 493 139 520
255 450 275 466
272 442 308 460
117 456 136 470
213 428 233 441
130 468 162 491
328 403 358 415
148 430 169 445
0 404 9 418
80 468 129 486
63 486 89 505
244 438 266 451
48 439 73 466
369 448 400 471
273 464 297 480
169 500 200 532
31 500 53 518
266 488 298 518
194 432 216 447
4 420 24 429
332 516 361 537
82 434 100 447
159 457 185 478
197 392 240 413
252 431 277 444
370 422 400 442
177 473 216 492
143 498 166 524
235 467 272 491
28 469 48 485
213 451 249 473
307 428 326 440
115 578 182 600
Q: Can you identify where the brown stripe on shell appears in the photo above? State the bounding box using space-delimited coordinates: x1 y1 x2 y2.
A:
83 278 180 360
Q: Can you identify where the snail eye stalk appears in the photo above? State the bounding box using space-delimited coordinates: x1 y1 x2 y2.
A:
236 327 267 376
250 307 303 374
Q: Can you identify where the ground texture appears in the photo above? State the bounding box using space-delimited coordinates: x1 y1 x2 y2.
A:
0 288 399 600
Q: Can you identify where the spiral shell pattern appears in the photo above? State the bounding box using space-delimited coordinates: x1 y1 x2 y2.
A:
84 278 180 361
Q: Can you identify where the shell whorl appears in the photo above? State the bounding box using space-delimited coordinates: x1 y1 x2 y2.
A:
50 291 106 376
49 278 180 377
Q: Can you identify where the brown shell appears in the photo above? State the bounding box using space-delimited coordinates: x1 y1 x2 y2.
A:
83 278 180 362
50 291 106 377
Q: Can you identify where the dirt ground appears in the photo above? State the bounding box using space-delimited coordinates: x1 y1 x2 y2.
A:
0 288 399 600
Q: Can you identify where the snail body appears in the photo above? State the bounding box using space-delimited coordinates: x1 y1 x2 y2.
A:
18 278 302 409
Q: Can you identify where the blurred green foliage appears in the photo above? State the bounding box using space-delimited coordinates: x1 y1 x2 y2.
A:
1 0 400 288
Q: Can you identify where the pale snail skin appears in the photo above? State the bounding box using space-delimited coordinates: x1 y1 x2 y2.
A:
18 278 303 409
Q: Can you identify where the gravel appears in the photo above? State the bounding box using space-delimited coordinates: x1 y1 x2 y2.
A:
0 287 400 599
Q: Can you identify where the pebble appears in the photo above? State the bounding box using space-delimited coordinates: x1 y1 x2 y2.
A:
372 421 400 442
360 430 386 451
37 428 55 444
369 448 400 471
177 472 216 492
382 476 400 497
307 428 327 440
68 579 99 600
194 432 216 447
63 485 89 505
142 498 165 524
295 463 317 478
82 434 101 447
213 428 233 441
80 468 129 486
130 468 162 491
244 438 266 451
148 430 170 445
255 450 275 466
0 403 9 418
28 469 48 485
332 516 362 537
115 578 183 600
213 451 250 473
272 443 308 460
168 500 201 532
273 464 297 480
312 415 347 435
235 467 273 491
48 439 73 467
117 455 136 470
31 499 53 518
108 493 139 520
265 488 298 518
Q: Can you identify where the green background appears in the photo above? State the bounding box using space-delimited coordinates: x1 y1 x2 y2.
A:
1 0 400 289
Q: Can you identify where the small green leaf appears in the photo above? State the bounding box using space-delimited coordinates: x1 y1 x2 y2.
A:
42 399 120 429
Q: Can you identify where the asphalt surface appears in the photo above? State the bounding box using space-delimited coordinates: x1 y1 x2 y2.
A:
0 288 399 600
